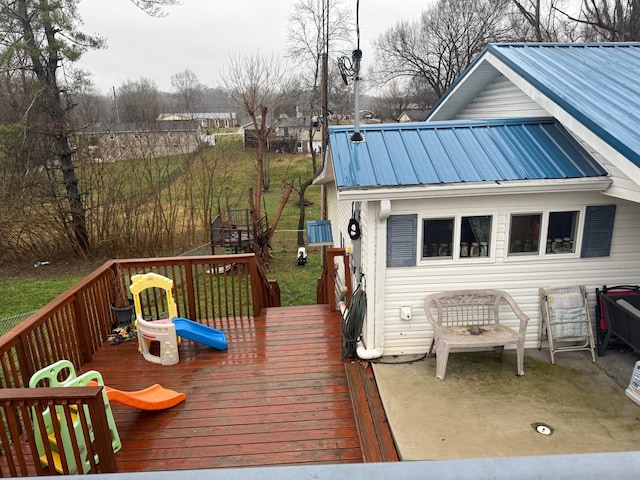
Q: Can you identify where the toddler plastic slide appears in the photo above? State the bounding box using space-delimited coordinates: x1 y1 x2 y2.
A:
87 381 185 410
172 317 228 350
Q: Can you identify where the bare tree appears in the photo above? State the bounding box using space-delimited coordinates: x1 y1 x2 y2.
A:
117 78 161 124
171 69 203 113
572 0 640 40
222 50 290 221
508 0 580 41
372 0 511 98
373 80 412 122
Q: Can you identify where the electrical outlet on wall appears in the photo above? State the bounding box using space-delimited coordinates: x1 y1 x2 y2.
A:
400 306 412 321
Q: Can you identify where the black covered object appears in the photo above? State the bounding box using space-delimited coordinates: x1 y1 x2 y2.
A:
597 285 640 356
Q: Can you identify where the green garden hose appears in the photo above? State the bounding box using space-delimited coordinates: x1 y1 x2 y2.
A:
342 284 366 359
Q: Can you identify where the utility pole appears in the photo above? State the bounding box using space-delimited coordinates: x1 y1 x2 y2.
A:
320 0 330 268
321 0 329 158
321 0 329 222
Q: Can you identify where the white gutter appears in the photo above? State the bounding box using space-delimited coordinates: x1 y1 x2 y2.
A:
337 177 612 202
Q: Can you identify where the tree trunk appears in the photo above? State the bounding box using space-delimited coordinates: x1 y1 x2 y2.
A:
268 182 294 251
17 0 91 256
59 135 91 256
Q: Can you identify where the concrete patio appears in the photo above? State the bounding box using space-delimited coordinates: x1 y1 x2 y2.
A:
373 347 640 461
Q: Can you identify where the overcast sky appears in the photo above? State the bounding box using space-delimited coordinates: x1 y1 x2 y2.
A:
76 0 427 95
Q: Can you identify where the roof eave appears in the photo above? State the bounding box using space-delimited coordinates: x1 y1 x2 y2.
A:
336 177 612 202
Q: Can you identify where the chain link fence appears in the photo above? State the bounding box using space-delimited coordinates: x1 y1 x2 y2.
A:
0 311 36 336
270 230 307 252
181 229 309 257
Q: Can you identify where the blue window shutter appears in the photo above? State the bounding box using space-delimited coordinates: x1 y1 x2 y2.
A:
581 205 616 258
387 214 417 267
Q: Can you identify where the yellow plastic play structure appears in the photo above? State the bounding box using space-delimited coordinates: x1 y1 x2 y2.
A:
129 272 180 366
29 360 122 475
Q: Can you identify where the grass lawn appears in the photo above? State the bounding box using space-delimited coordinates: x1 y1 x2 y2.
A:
0 277 86 318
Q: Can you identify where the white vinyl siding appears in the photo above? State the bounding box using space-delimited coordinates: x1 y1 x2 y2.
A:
375 192 640 356
455 75 548 120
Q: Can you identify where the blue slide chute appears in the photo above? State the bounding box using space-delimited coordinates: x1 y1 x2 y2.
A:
172 317 228 350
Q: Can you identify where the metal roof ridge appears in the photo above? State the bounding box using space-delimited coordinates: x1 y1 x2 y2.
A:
488 41 640 49
327 117 557 133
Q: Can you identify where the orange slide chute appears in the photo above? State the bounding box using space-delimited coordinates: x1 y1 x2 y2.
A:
88 381 185 411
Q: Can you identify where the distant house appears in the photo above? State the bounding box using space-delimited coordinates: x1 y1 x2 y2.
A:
397 108 429 122
315 42 640 359
157 112 237 129
242 116 321 154
76 120 205 162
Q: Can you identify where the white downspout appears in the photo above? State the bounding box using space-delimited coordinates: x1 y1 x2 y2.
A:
355 200 390 360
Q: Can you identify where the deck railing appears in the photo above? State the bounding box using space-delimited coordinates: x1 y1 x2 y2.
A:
317 248 352 311
0 254 278 389
0 253 278 476
0 386 116 476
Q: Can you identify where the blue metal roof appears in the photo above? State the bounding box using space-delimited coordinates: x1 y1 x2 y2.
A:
453 43 640 169
327 118 607 189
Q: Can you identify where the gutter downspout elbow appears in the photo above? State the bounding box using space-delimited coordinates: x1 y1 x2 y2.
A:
379 199 391 219
356 341 383 360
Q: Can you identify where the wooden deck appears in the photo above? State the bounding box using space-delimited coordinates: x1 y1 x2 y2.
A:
78 304 397 473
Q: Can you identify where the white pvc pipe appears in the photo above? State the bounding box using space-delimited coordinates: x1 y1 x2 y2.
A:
356 340 384 360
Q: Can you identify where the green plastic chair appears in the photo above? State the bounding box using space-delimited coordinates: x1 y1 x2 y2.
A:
29 361 85 473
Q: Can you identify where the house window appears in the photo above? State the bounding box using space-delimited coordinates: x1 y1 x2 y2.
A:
460 215 492 257
421 215 493 259
509 214 542 255
422 218 453 258
508 211 579 256
547 211 579 254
